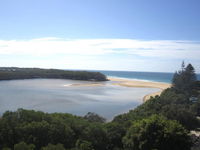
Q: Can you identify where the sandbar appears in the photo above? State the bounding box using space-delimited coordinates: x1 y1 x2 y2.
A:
69 83 104 87
108 77 171 101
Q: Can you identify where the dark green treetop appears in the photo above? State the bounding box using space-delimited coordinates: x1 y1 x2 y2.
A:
172 62 197 95
122 115 192 150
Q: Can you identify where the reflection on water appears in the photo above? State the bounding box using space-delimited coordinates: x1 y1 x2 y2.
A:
0 79 159 120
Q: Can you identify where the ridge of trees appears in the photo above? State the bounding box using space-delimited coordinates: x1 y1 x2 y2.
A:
0 67 108 81
0 108 193 150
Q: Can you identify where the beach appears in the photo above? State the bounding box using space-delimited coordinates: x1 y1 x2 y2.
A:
108 77 171 101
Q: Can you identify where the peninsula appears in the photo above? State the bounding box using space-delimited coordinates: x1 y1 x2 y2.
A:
0 67 108 81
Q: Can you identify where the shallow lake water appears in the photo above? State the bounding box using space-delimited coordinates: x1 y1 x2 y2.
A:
0 79 159 120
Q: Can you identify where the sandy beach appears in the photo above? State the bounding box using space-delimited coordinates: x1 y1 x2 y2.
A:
108 77 171 101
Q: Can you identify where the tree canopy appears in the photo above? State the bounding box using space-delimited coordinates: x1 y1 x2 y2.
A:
84 112 106 123
0 108 194 150
14 142 35 150
41 144 66 150
123 115 191 150
172 62 197 95
0 67 108 81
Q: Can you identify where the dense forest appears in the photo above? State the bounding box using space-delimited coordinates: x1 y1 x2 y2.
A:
0 67 107 81
0 63 200 150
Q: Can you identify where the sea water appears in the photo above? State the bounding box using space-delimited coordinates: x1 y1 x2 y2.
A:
97 70 200 83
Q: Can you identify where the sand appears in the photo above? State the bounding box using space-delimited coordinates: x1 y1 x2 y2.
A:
108 77 171 101
69 83 104 87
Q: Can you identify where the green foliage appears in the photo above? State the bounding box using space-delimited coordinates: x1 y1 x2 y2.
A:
17 121 51 148
14 141 35 150
0 67 107 81
113 88 200 130
123 115 191 150
172 62 197 95
80 124 108 150
41 143 66 150
0 108 195 150
105 122 126 150
84 112 106 123
190 100 200 116
75 140 94 150
0 109 81 149
0 109 109 150
2 148 11 150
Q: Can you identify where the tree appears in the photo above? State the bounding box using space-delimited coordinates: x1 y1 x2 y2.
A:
105 122 126 150
75 140 94 150
123 115 191 150
18 121 51 148
172 62 197 95
14 142 35 150
181 61 185 71
84 112 106 123
81 124 108 150
185 64 197 88
161 104 200 130
41 143 66 150
2 148 11 150
190 100 200 116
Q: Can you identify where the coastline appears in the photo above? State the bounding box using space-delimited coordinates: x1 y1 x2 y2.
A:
108 77 171 101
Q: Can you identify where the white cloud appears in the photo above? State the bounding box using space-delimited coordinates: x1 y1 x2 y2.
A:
0 38 200 59
0 37 200 72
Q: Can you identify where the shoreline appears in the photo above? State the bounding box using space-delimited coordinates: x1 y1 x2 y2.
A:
108 77 171 101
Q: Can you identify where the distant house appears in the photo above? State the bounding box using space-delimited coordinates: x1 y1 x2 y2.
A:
189 96 198 102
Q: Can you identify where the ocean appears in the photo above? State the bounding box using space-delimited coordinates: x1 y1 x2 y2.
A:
96 70 200 83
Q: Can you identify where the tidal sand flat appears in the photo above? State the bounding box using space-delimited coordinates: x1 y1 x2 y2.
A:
109 77 171 101
0 79 159 120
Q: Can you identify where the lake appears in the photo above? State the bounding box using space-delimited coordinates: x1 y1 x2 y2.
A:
0 79 159 120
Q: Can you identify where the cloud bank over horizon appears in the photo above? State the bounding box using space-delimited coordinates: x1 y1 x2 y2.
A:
0 37 200 73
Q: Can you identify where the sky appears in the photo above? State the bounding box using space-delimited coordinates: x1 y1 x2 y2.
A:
0 0 200 72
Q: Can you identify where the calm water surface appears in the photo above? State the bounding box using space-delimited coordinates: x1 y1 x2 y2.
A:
0 79 159 120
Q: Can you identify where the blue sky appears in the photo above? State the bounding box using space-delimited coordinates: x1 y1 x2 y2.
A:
0 0 200 72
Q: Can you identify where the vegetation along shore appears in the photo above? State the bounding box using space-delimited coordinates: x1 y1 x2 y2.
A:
0 67 108 81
